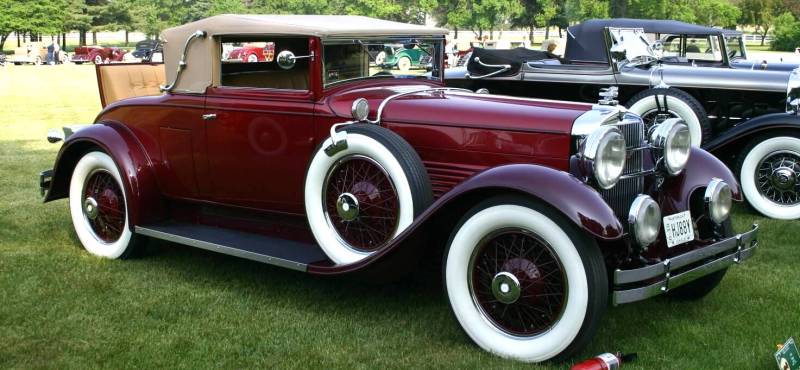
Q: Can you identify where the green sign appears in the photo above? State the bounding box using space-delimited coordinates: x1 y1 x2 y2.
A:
776 338 800 370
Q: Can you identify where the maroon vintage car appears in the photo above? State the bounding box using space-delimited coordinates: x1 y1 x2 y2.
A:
40 15 758 363
225 41 275 63
71 46 126 64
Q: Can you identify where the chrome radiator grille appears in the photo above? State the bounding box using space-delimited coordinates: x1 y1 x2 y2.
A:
600 119 645 221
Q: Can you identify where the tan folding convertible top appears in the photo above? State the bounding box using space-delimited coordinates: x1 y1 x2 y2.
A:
161 15 448 93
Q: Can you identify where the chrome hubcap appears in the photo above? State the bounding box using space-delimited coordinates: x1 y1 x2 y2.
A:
770 167 796 191
336 192 360 221
491 271 521 304
84 197 99 220
757 151 800 205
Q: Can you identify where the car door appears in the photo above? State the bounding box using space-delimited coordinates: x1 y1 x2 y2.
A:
202 36 316 214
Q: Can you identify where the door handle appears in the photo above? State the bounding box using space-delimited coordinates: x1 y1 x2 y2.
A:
202 113 217 121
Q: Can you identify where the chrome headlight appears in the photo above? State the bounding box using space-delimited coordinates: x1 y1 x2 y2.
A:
628 195 661 247
351 98 369 121
651 119 691 175
704 178 732 224
582 126 626 189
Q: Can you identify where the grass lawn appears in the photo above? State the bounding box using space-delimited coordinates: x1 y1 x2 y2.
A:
0 64 797 369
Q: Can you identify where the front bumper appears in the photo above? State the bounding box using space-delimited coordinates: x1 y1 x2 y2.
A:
612 224 759 305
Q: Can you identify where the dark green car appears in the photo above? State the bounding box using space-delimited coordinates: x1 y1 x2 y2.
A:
375 44 433 71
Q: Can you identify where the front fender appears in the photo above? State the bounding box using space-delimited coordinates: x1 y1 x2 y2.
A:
660 147 741 215
308 164 623 276
44 122 163 231
704 113 800 154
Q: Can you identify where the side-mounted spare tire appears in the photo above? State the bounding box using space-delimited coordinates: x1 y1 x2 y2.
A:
304 124 433 265
626 87 711 147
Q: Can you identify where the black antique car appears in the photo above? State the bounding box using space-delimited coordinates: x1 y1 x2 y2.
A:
446 22 800 220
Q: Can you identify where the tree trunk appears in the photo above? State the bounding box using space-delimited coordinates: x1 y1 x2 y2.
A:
559 27 563 38
529 26 534 43
80 30 86 46
92 31 96 45
0 33 8 51
545 26 550 39
17 32 20 47
760 26 770 46
62 33 66 50
454 27 458 39
125 30 129 46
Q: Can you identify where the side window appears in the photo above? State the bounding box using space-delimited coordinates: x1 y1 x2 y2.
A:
661 35 682 57
685 36 721 62
219 37 309 90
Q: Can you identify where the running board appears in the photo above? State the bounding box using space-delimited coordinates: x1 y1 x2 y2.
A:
135 223 329 272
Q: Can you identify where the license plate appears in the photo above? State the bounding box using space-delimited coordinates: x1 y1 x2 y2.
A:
663 211 694 248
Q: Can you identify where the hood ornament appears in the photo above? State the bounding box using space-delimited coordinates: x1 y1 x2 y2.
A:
598 87 619 106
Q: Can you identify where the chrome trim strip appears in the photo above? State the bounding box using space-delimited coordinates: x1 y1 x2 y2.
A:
161 30 206 92
135 226 307 272
370 87 472 125
612 224 758 305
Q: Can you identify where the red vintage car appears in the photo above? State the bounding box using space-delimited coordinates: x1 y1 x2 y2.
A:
225 41 275 63
71 46 126 64
40 15 758 363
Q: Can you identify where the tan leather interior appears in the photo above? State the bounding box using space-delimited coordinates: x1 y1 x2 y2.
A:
98 64 166 106
221 69 308 90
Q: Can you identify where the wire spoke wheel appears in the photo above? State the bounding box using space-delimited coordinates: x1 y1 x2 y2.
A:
468 229 568 337
640 108 679 132
323 155 399 252
82 169 126 243
756 150 800 206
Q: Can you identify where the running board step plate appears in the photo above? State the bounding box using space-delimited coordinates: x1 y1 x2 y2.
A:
135 223 329 272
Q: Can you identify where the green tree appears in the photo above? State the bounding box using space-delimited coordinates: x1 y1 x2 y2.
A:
565 0 608 22
511 0 557 41
696 0 741 27
739 0 777 45
771 12 800 51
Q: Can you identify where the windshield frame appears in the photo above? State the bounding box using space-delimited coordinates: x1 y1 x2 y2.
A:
723 34 747 62
321 36 444 88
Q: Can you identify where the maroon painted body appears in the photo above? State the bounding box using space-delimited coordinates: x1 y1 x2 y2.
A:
226 43 275 63
71 46 126 63
44 34 741 277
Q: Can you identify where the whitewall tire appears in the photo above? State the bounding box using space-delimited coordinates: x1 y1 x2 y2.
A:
375 51 386 65
444 197 607 362
69 151 140 259
247 54 259 63
397 57 412 72
627 88 709 147
738 135 800 219
305 124 432 265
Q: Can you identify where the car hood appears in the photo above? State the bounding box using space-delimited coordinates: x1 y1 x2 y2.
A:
326 83 591 135
731 59 800 72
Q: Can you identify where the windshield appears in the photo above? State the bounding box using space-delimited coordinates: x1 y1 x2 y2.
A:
322 38 442 87
724 35 746 60
608 28 657 66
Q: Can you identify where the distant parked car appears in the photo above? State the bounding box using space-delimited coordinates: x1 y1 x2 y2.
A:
0 53 5 66
9 42 47 65
71 46 126 65
376 44 433 71
226 42 275 63
131 39 159 60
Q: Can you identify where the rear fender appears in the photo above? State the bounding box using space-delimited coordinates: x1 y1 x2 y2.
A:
703 113 800 154
44 122 163 231
308 163 623 276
